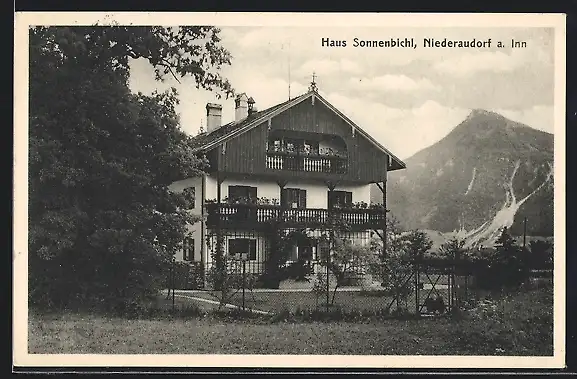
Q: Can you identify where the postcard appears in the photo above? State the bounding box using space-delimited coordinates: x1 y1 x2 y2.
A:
13 11 566 370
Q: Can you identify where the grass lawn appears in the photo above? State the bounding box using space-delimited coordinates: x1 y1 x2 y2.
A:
28 286 553 356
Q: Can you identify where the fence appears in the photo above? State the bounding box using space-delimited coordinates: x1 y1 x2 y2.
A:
165 257 484 318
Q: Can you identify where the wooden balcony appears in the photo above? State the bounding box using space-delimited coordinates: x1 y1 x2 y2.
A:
205 203 385 231
266 151 348 174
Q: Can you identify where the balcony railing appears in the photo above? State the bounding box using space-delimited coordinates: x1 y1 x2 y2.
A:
266 151 348 174
205 203 385 230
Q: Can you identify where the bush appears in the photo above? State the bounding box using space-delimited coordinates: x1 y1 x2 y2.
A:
279 260 314 282
170 261 204 290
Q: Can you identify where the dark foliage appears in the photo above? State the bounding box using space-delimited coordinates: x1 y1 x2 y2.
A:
473 227 531 291
29 26 233 311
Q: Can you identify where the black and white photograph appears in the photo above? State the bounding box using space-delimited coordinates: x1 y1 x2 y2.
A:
13 12 566 369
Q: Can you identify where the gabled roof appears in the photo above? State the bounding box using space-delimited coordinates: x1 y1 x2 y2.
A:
191 90 406 171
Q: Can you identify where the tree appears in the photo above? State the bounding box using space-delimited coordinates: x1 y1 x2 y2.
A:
403 230 433 260
205 254 246 311
529 240 553 269
364 217 423 312
495 227 516 252
478 227 530 291
368 214 404 286
28 26 234 311
325 238 371 305
439 237 466 261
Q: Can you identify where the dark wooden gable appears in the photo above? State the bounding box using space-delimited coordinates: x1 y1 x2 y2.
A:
269 98 389 182
205 95 392 183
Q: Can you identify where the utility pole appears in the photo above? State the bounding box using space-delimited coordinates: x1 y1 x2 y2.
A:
523 217 527 248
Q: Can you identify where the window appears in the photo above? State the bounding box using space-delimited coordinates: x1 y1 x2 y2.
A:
228 238 257 260
328 190 352 209
298 243 313 261
281 188 307 209
302 140 319 155
183 187 196 209
317 240 330 262
228 185 257 203
183 237 195 261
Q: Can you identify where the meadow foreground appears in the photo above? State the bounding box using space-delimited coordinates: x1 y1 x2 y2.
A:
28 286 553 356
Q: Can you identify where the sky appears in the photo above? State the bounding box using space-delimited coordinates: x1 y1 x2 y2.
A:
128 26 555 159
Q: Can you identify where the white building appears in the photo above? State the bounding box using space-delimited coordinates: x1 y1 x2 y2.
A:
169 85 406 288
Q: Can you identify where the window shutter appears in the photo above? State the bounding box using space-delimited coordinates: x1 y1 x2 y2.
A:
228 239 236 256
249 239 257 260
190 239 195 261
229 186 258 202
345 192 353 205
248 187 257 200
228 186 240 201
328 190 334 209
282 188 306 208
299 189 307 208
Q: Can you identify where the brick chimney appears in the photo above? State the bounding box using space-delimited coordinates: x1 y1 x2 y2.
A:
247 96 257 116
206 103 222 133
235 93 249 122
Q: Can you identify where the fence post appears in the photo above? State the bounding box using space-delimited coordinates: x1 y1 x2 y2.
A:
326 246 330 313
414 257 419 316
242 259 246 311
171 257 175 312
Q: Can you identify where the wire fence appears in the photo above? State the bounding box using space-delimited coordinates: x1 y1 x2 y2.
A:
165 259 490 317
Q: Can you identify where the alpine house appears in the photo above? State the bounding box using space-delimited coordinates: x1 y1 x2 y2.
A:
169 79 406 289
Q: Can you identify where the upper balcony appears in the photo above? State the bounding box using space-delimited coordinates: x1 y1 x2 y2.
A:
205 200 386 231
265 131 348 175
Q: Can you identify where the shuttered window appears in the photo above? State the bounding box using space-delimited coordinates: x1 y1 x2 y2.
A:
228 238 257 260
281 188 307 209
228 185 257 202
328 190 352 208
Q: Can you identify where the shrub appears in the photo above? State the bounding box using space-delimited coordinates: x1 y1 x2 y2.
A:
170 261 205 290
118 300 206 320
279 260 314 282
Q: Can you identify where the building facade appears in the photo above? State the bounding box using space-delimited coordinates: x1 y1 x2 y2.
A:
169 85 406 289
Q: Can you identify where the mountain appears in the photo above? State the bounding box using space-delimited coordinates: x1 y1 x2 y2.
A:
372 109 554 247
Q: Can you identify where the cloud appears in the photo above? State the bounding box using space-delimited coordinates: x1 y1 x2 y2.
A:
324 92 469 159
434 45 552 77
297 58 362 76
349 74 439 93
434 50 521 76
493 105 554 134
127 26 555 155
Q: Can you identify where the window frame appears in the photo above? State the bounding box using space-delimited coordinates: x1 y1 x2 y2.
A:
328 190 353 209
228 185 258 203
281 188 307 209
228 238 257 261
